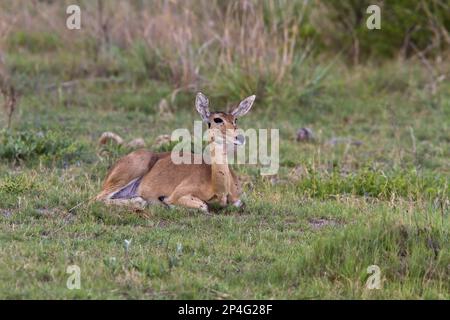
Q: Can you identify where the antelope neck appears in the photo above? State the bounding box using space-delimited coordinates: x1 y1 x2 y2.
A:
210 138 231 195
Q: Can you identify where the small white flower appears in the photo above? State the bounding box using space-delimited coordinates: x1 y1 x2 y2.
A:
124 239 132 252
176 242 183 255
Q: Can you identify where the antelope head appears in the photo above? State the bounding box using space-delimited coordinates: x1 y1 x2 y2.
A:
195 92 255 149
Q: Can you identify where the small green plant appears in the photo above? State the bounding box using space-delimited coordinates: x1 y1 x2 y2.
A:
6 31 61 53
0 174 35 195
0 129 91 165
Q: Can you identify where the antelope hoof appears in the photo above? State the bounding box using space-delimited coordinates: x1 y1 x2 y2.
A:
233 199 245 212
132 197 148 210
199 203 210 214
158 196 174 209
233 200 243 208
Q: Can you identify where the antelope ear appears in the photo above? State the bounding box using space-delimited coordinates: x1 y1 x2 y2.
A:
231 95 256 117
195 92 210 122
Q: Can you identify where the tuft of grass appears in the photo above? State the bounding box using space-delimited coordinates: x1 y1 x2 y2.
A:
295 219 449 298
293 167 449 201
6 31 61 53
0 173 35 195
0 129 93 165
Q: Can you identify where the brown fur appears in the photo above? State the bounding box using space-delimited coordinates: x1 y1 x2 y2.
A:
95 150 170 200
96 93 254 212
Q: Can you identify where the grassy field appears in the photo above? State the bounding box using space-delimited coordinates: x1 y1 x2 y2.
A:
0 2 449 300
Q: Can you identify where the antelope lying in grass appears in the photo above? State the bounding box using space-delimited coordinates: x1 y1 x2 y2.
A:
96 93 255 213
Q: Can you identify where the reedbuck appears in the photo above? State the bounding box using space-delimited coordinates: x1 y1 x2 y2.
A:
96 93 256 212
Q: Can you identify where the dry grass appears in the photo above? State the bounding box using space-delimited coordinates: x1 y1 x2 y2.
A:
0 0 310 88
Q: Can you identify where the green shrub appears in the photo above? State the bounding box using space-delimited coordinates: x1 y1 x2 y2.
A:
0 174 35 195
0 129 91 165
298 221 449 286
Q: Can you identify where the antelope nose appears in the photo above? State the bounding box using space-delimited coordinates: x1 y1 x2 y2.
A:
235 134 246 145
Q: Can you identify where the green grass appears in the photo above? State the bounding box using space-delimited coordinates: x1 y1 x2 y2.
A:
0 42 449 299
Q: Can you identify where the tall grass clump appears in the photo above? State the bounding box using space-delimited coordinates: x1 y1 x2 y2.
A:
0 0 325 109
297 220 449 296
294 167 449 201
0 129 92 165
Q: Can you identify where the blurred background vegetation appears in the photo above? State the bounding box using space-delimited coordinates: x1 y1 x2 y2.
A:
0 0 448 176
0 0 449 107
0 0 449 180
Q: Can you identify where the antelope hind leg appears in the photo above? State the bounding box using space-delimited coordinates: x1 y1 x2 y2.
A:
104 197 148 210
228 170 244 208
163 194 209 213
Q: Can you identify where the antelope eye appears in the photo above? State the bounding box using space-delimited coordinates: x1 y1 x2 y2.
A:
213 118 223 124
